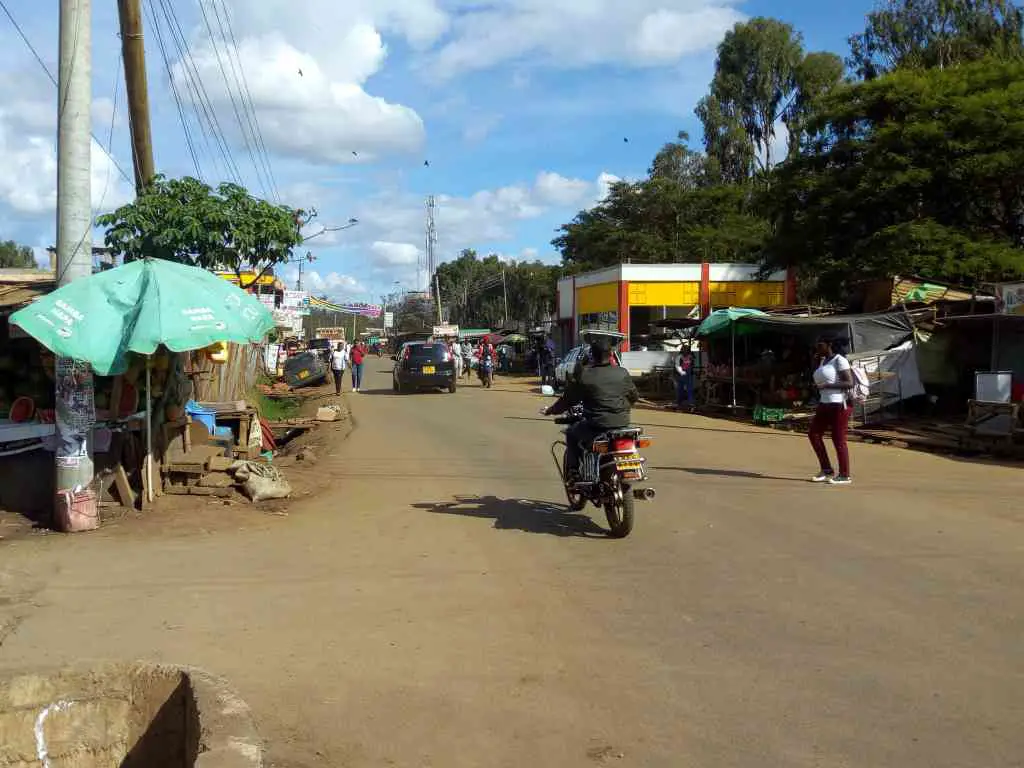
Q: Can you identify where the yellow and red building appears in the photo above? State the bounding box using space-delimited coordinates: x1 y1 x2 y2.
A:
556 263 796 351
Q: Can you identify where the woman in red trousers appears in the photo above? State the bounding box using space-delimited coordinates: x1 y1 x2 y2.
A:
808 336 854 485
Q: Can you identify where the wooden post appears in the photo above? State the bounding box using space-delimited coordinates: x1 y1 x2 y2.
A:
117 0 155 191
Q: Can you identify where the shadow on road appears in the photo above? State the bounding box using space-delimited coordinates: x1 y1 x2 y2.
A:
636 421 797 438
413 495 607 537
652 466 801 482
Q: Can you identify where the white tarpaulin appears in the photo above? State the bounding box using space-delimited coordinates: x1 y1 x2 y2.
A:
849 340 925 415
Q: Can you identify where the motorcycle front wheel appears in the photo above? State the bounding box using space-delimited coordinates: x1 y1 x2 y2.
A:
604 484 634 538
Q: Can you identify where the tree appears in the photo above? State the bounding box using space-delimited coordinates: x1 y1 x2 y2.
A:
553 176 768 271
648 131 714 189
0 240 36 269
697 18 805 176
784 52 846 156
434 250 560 328
763 58 1024 299
848 0 1024 79
96 175 303 287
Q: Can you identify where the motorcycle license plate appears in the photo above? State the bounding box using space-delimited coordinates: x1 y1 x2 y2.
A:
422 365 435 374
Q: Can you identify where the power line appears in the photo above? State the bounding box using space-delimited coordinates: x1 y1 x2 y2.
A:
0 0 132 184
197 0 269 198
212 0 279 202
146 0 203 178
155 0 244 185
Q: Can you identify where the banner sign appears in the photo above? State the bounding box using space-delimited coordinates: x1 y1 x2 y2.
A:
308 296 382 317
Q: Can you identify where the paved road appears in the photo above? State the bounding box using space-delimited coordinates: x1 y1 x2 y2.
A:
2 362 1023 767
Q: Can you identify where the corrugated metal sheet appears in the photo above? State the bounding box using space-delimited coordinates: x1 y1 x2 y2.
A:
0 280 54 309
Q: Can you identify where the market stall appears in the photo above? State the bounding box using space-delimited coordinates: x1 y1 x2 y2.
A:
696 309 920 416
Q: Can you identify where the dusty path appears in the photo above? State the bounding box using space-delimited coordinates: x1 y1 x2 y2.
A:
1 362 1023 767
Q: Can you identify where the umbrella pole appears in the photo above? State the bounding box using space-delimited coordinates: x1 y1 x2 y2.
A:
146 357 153 504
731 323 737 409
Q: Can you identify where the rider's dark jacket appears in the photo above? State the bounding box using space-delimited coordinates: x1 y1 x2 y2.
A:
548 362 639 430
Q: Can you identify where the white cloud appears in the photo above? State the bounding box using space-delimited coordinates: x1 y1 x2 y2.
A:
370 241 421 266
302 269 367 297
175 25 424 164
0 111 132 217
429 0 745 78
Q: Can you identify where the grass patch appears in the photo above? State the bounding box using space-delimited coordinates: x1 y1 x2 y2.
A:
250 380 301 422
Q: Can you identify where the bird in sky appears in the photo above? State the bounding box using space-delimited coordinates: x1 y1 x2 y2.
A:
298 69 304 77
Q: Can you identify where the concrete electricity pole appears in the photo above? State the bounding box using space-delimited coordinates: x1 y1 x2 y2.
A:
55 0 95 503
117 0 155 191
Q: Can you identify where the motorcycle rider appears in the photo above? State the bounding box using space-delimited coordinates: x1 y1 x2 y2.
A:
542 337 639 480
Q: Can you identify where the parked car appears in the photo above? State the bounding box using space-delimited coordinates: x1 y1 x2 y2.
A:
393 341 457 394
306 337 335 365
553 344 624 390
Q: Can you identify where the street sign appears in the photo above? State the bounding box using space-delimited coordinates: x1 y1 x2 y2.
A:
383 311 394 329
433 324 459 338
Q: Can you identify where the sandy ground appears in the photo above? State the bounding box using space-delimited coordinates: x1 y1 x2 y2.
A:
1 362 1023 767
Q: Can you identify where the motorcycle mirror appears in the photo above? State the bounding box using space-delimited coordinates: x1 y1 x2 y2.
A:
541 384 555 396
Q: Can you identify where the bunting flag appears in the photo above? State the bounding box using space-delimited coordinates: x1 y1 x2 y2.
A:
308 296 382 318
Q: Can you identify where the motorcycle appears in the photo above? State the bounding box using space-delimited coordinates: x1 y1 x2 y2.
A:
478 355 494 388
548 405 655 538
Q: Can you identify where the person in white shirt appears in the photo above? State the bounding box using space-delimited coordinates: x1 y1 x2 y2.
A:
809 335 854 485
331 342 348 394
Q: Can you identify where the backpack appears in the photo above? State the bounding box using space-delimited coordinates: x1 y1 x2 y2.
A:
849 359 871 404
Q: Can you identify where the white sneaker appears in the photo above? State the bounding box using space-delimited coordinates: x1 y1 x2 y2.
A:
828 476 852 486
812 472 833 483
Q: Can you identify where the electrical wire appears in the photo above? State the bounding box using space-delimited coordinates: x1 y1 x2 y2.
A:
213 0 280 202
197 0 269 198
156 0 244 185
145 0 203 178
0 0 132 184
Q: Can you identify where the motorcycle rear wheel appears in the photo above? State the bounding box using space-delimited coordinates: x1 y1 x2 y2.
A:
604 485 634 538
562 452 587 512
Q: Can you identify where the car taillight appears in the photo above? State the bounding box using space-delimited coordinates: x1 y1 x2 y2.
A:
403 347 411 360
612 438 636 452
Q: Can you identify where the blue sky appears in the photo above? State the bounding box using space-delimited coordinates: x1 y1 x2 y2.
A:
0 0 875 301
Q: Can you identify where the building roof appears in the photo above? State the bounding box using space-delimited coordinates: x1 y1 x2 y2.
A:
0 270 55 311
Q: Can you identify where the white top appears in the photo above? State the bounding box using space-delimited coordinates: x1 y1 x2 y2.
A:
813 354 851 405
331 349 348 370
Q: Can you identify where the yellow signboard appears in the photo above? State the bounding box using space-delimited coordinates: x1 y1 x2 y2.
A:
216 271 278 287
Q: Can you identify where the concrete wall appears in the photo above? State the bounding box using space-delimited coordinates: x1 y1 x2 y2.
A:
0 662 262 767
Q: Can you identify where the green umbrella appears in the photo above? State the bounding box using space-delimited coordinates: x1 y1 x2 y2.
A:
695 307 767 337
10 257 274 376
11 258 274 504
695 307 768 409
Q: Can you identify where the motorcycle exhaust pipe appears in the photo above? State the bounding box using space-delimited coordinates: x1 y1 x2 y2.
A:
633 487 656 501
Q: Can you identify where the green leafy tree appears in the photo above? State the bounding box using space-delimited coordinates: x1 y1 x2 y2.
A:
435 250 560 328
553 176 768 271
96 175 303 287
848 0 1024 79
0 240 36 268
648 131 714 189
764 58 1024 299
784 52 846 156
697 18 805 176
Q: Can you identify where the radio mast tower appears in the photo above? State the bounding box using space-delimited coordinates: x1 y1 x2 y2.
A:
424 195 437 296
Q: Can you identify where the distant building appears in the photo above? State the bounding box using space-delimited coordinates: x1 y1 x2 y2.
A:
556 262 795 351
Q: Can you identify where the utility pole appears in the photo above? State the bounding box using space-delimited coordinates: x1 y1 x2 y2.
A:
117 0 155 191
55 0 95 516
502 269 509 327
434 274 443 323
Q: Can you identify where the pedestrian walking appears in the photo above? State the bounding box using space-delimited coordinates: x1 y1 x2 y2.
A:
350 340 365 392
331 342 348 395
674 344 695 411
808 336 854 485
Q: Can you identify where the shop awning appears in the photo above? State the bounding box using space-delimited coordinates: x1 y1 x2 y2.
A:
729 311 916 352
